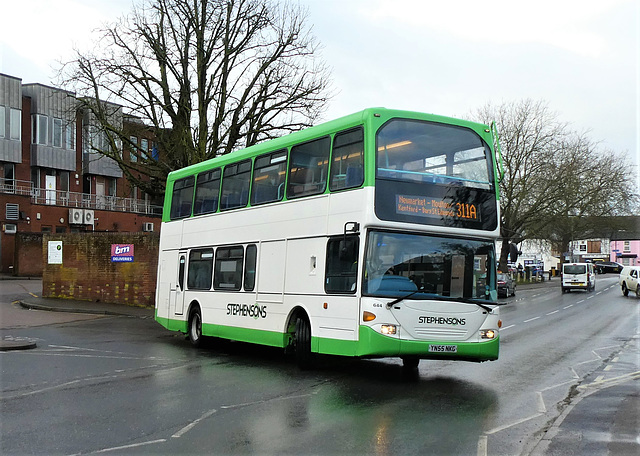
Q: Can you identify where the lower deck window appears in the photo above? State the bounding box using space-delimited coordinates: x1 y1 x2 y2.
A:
214 246 244 290
187 249 213 290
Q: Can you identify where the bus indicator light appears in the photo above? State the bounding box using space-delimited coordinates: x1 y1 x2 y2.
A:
363 311 376 322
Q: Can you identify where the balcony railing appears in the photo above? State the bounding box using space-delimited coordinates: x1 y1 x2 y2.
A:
1 178 163 216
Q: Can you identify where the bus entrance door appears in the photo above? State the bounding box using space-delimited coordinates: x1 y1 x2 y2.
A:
171 252 187 315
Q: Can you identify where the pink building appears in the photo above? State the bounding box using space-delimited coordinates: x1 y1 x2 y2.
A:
610 229 640 267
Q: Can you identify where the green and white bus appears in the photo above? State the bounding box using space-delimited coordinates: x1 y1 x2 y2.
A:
155 108 503 369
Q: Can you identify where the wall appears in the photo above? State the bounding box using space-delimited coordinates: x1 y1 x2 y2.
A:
42 232 159 307
14 232 44 276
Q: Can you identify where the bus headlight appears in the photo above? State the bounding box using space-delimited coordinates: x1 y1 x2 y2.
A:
480 329 497 339
380 324 397 335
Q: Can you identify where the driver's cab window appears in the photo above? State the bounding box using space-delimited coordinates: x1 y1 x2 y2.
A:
325 236 359 293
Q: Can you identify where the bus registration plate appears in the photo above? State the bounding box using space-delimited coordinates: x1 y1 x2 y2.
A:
428 344 457 353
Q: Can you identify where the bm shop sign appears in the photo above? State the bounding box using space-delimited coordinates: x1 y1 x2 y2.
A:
111 244 134 263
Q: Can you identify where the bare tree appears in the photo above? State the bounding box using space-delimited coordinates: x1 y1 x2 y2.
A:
534 137 638 260
58 0 333 197
473 99 637 270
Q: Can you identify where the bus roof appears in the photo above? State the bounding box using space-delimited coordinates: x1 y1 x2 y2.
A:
166 107 492 182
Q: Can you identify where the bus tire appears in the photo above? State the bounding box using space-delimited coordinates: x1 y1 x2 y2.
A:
188 306 203 348
295 316 312 369
402 356 420 370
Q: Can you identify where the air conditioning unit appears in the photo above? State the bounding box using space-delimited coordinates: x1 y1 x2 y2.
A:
3 223 17 234
69 208 84 224
83 209 95 225
142 222 154 232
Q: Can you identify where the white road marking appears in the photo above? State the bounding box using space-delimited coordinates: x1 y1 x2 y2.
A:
172 408 218 438
89 439 167 454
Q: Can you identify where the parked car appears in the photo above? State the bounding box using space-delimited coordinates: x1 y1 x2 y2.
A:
619 266 640 297
497 273 516 298
595 261 623 274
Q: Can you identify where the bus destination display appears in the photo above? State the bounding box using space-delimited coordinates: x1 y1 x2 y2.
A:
396 194 480 221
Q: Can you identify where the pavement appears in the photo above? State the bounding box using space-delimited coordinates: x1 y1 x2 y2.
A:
1 275 638 455
0 276 153 351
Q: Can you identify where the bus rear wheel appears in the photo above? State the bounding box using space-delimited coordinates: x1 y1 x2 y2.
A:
188 306 203 347
295 316 312 369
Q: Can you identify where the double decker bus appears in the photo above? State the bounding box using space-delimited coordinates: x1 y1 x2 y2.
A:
155 108 503 369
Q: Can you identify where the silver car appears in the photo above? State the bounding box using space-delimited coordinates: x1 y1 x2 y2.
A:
497 273 516 298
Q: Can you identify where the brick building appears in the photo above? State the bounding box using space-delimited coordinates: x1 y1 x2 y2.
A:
0 73 162 275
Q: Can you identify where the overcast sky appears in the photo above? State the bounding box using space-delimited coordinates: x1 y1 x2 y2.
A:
1 0 638 187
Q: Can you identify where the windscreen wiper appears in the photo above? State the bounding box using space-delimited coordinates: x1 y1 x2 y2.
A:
456 297 495 313
386 287 424 308
386 291 495 313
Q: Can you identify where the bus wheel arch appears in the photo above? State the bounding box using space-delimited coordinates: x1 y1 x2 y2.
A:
187 301 203 347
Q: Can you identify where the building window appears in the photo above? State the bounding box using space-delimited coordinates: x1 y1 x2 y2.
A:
60 171 70 201
31 168 41 197
140 138 148 160
65 122 75 150
41 226 52 233
129 136 138 162
10 108 21 140
624 241 630 252
33 114 48 145
108 178 116 197
0 106 5 138
53 118 63 148
2 164 15 192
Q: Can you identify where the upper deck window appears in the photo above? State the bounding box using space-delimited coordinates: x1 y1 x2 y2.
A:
220 160 252 210
287 136 330 198
376 120 492 189
330 127 364 191
251 149 287 205
170 176 195 219
194 168 221 215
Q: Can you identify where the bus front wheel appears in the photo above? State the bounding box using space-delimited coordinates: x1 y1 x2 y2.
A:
295 316 312 369
188 306 203 347
402 356 420 370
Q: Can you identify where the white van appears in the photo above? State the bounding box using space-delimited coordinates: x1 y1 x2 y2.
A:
562 263 596 292
619 266 640 297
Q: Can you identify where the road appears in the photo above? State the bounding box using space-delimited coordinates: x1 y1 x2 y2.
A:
0 276 638 455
